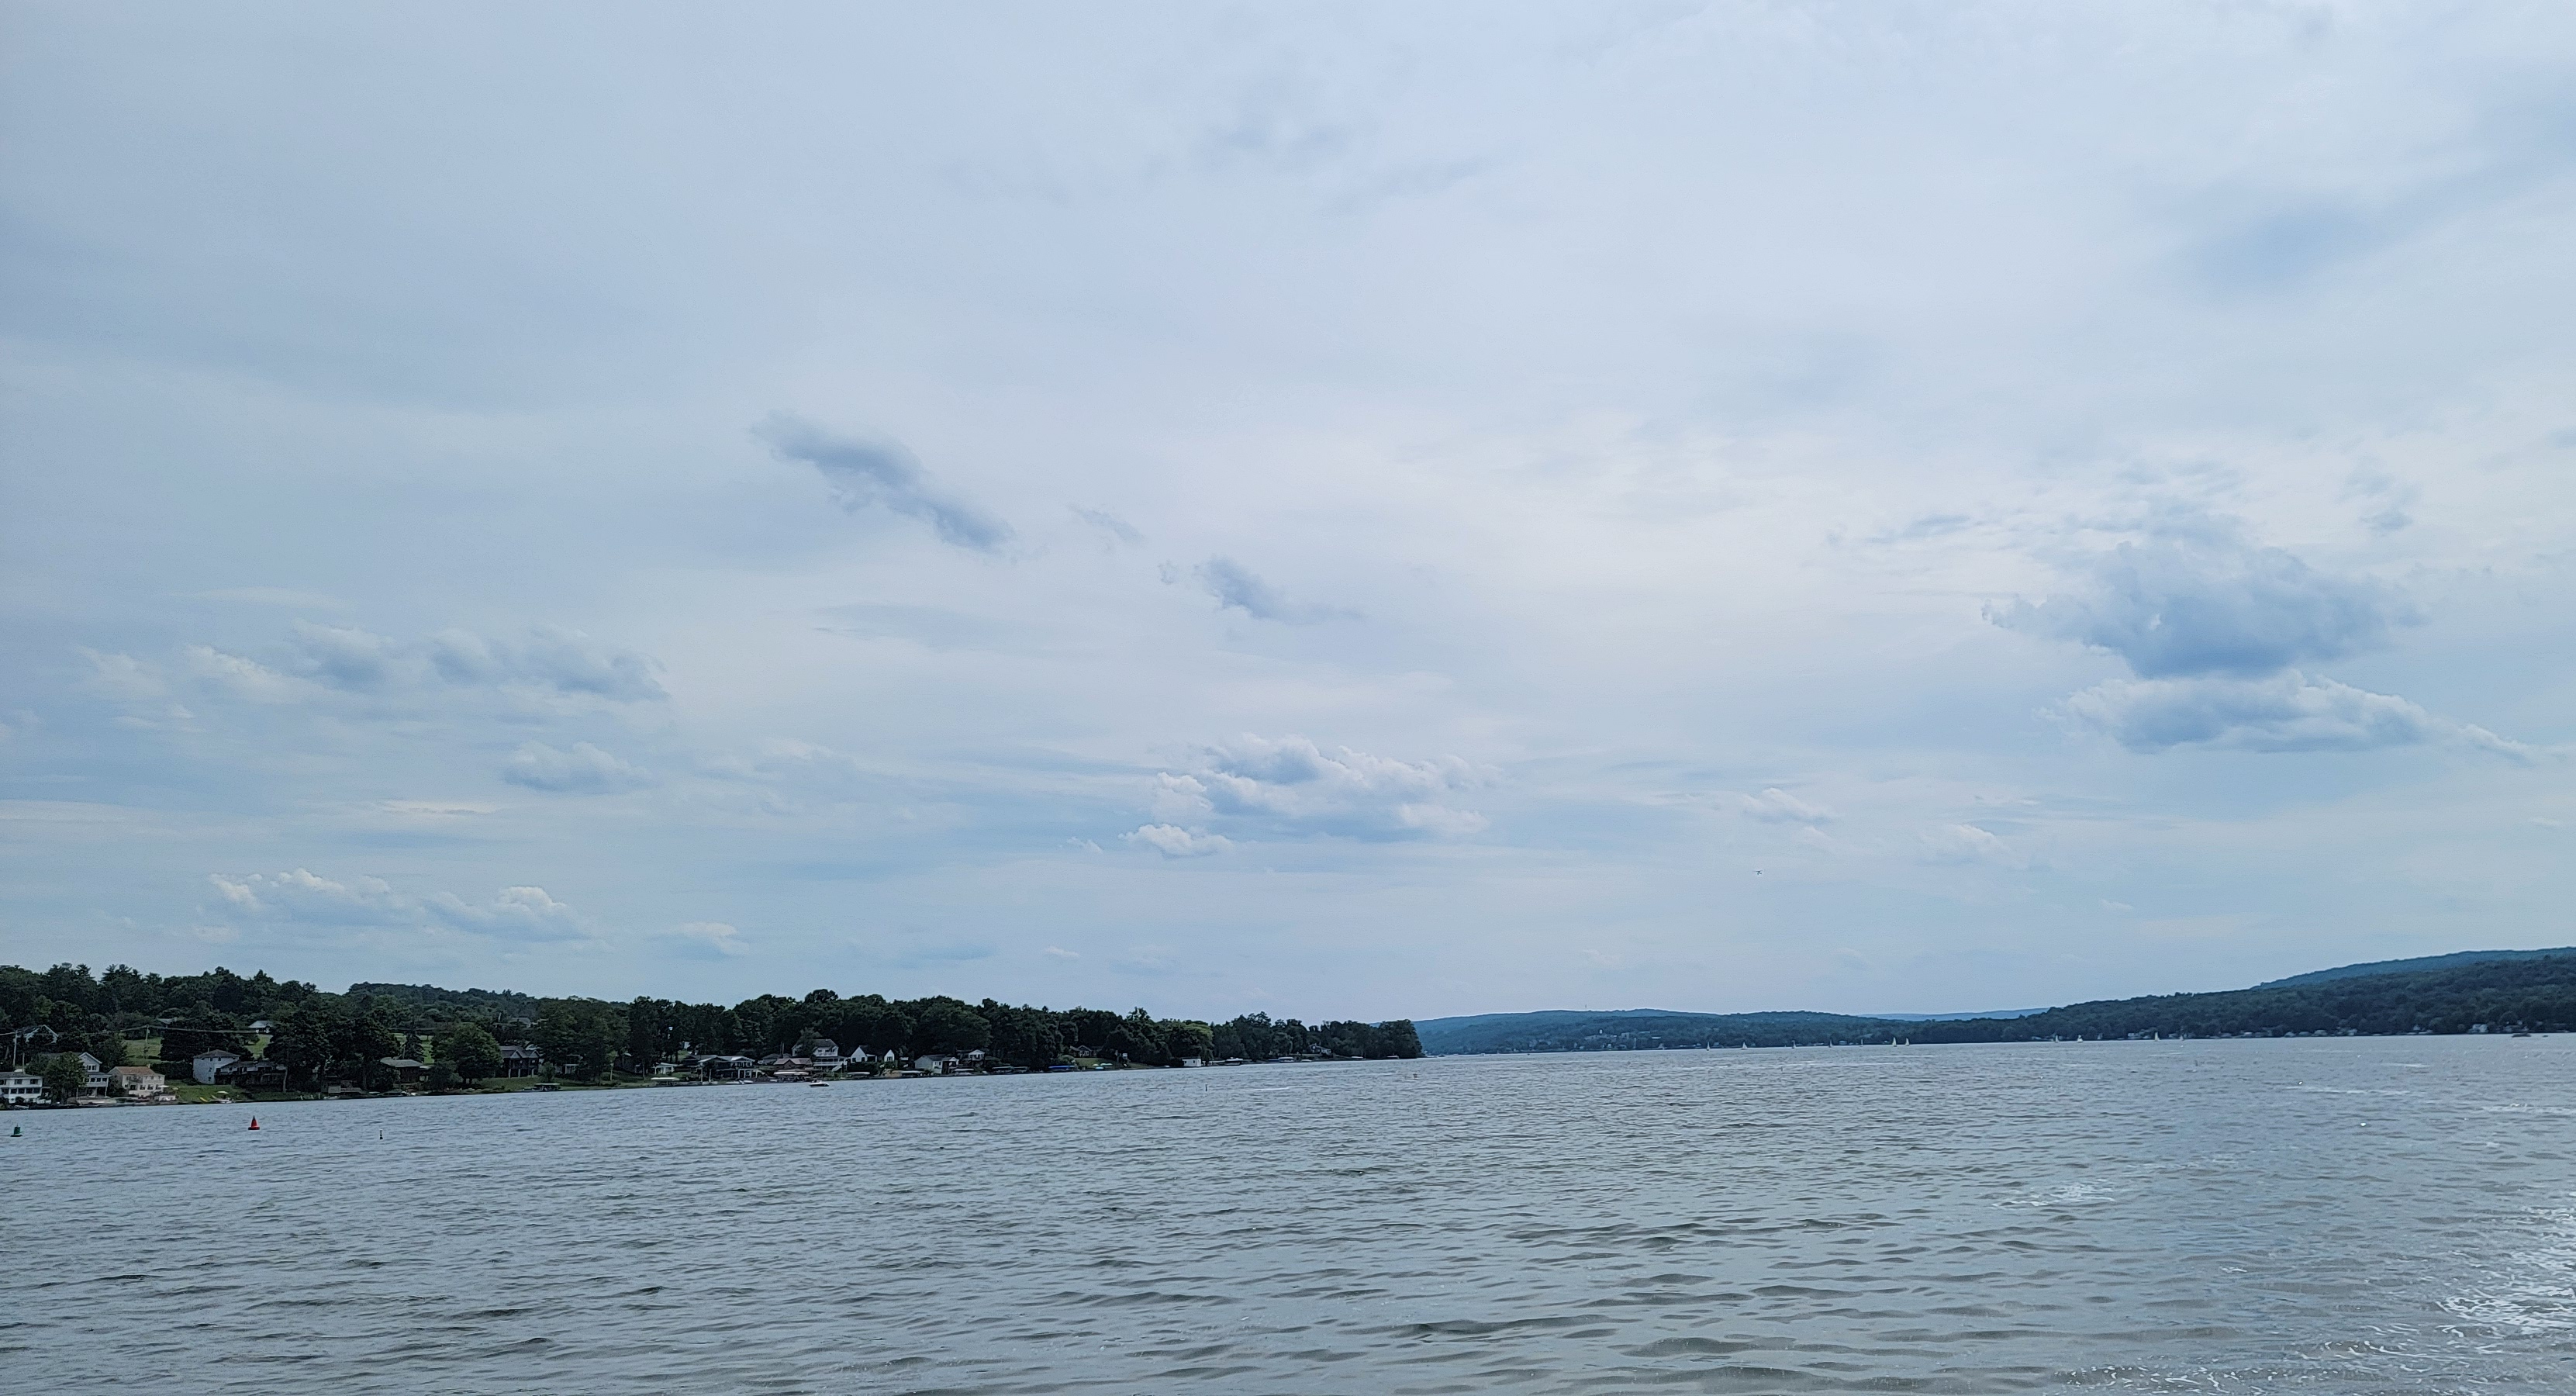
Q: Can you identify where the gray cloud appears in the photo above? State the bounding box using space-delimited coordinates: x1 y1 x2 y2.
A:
283 622 402 689
500 741 656 793
758 413 1013 552
1993 520 2404 679
428 627 665 702
2063 672 2534 762
166 622 668 706
1169 556 1347 624
1071 506 1144 547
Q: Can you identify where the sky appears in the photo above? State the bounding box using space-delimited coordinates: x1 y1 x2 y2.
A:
3 2 2573 1021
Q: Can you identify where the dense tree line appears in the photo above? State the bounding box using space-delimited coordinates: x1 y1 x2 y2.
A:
2 961 1421 1090
0 962 317 1069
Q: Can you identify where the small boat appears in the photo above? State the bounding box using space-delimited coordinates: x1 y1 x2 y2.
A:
808 1080 830 1087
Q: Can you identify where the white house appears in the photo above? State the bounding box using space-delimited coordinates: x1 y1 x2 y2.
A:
78 1052 111 1096
0 1071 41 1104
192 1050 243 1085
809 1037 841 1065
108 1066 167 1097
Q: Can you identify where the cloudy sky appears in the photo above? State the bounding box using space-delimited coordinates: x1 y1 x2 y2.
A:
4 3 2572 1020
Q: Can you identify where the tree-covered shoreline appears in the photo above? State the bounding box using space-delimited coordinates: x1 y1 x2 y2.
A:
0 961 1421 1097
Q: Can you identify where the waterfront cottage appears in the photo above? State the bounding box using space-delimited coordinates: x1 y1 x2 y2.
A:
377 1057 426 1084
499 1044 544 1076
0 1071 40 1104
107 1066 166 1097
192 1050 242 1084
214 1059 288 1090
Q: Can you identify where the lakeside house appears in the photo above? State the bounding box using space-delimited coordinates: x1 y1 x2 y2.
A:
214 1059 288 1090
810 1037 842 1066
377 1057 426 1084
108 1066 167 1097
1 1071 40 1104
193 1050 242 1084
499 1044 544 1077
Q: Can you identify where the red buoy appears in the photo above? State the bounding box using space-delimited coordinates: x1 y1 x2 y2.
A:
247 1117 260 1131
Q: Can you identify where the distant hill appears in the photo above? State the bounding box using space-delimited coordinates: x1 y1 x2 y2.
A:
1869 1008 2045 1022
1422 950 2576 1055
1909 952 2576 1042
2257 948 2576 989
1417 1009 1908 1055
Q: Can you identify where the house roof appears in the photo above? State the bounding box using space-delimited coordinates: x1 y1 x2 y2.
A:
378 1058 426 1069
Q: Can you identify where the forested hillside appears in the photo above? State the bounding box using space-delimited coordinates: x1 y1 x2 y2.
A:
1418 1009 1908 1054
1915 953 2576 1042
1421 952 2576 1054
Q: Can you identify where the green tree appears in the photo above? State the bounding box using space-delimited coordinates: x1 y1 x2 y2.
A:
536 999 626 1080
40 1052 88 1102
979 1001 1066 1069
441 1021 502 1083
1165 1019 1215 1063
350 1013 403 1088
1106 1009 1168 1066
267 1001 340 1088
913 1000 992 1056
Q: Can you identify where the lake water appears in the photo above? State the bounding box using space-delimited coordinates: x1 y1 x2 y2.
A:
9 1037 2576 1393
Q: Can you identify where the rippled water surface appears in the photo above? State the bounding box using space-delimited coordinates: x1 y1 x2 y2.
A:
12 1038 2576 1393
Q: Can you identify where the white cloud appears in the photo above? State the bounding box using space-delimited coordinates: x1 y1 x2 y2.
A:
1148 735 1489 842
375 800 499 820
205 869 591 942
1921 823 2028 869
1733 788 1835 824
2063 672 2534 761
501 741 655 794
1124 824 1232 858
667 920 748 957
184 644 313 703
79 648 168 702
